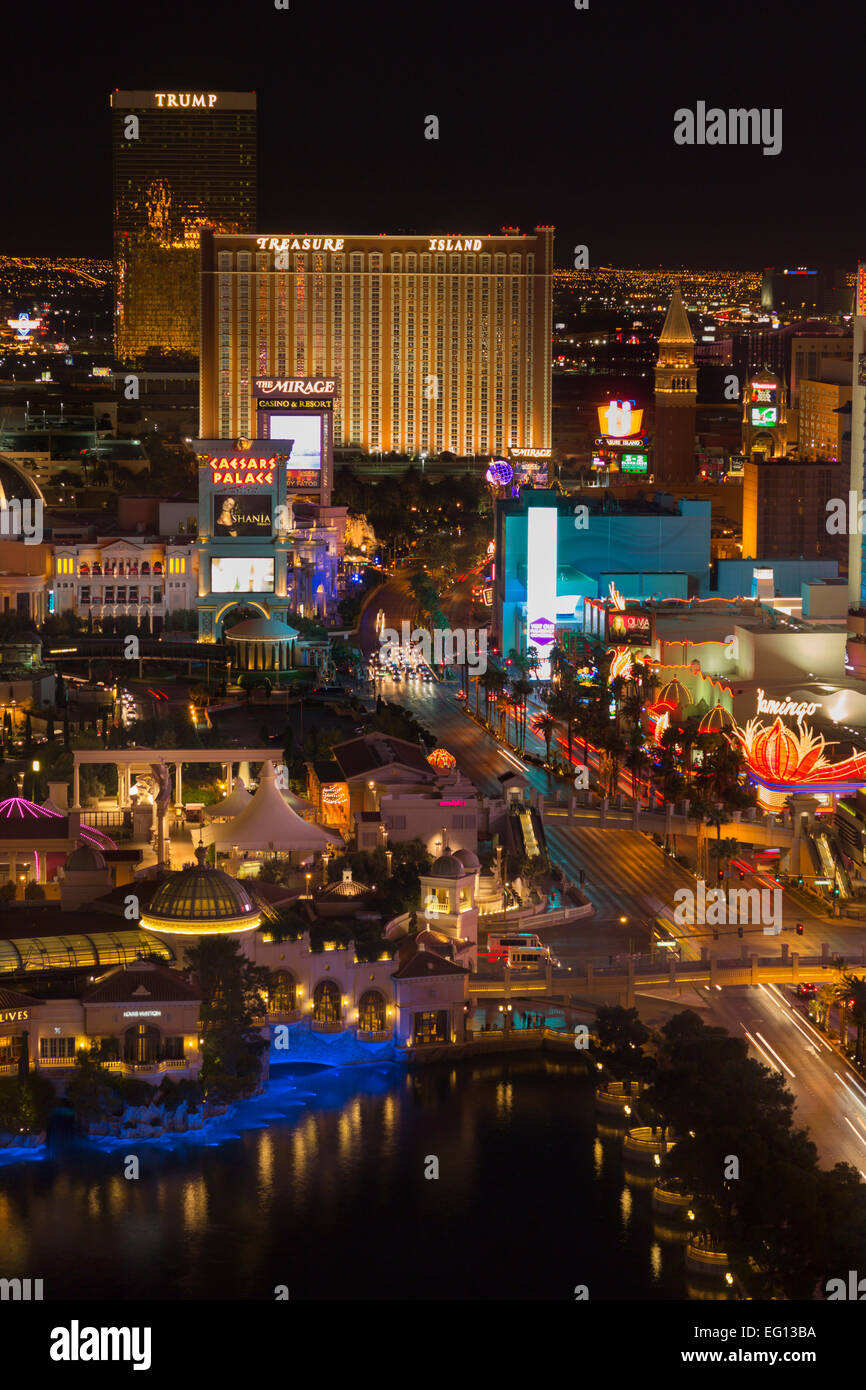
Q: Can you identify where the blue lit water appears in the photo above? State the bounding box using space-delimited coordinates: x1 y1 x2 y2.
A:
0 1058 686 1300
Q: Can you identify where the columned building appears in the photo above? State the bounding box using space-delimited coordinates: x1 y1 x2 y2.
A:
198 226 554 458
653 286 697 491
52 536 198 628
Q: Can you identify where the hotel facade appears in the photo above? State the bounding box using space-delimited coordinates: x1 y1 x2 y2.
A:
198 227 554 458
111 90 257 363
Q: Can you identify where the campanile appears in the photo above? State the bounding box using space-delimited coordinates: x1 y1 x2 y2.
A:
653 286 697 491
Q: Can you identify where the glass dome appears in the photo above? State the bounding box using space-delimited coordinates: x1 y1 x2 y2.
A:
141 848 260 935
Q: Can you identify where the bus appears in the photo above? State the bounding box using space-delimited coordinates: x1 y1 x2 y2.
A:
486 933 558 968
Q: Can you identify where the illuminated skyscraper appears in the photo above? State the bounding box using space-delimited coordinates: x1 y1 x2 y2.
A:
198 227 553 457
111 90 256 364
848 267 866 613
653 286 697 490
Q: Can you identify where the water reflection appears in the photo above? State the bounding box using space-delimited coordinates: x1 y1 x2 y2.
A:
0 1060 686 1301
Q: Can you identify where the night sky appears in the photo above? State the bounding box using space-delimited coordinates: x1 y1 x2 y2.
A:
4 0 860 269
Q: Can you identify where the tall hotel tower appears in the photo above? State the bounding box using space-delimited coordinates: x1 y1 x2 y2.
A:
111 90 256 364
198 227 553 457
847 268 866 673
653 285 697 490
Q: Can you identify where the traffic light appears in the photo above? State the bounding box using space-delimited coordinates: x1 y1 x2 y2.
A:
796 922 804 936
738 871 745 882
717 868 724 881
713 929 719 941
738 927 744 938
797 876 803 886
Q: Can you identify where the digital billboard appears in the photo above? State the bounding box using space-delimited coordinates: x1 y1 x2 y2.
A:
750 405 778 427
256 377 335 495
596 401 644 438
509 448 551 488
211 557 275 593
606 609 653 646
513 457 549 487
620 452 649 473
213 495 273 537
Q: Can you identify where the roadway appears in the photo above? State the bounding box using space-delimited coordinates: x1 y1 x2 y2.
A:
360 571 866 964
363 566 866 1172
697 981 866 1172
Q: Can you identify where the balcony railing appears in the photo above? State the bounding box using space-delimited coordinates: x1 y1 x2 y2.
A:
311 1019 343 1033
357 1028 391 1042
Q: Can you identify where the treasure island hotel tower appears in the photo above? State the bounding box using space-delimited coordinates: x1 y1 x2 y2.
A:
111 90 257 364
198 226 554 458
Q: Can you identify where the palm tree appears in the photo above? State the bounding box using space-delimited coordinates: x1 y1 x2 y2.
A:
709 835 740 886
511 676 533 751
835 974 866 1061
533 712 557 764
815 982 835 1031
548 687 580 765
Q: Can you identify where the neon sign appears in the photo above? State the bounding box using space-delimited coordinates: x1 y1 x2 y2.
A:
597 401 644 437
428 238 482 251
256 378 336 396
209 457 276 486
7 312 41 340
154 92 217 107
528 617 555 646
756 689 820 719
256 238 344 253
486 459 513 486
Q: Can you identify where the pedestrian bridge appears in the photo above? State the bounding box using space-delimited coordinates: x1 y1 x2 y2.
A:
469 950 856 1008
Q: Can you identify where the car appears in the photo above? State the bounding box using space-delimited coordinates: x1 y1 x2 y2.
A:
795 983 818 998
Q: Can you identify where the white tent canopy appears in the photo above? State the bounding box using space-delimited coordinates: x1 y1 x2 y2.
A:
200 761 341 853
203 776 253 821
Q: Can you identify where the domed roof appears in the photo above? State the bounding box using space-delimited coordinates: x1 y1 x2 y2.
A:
454 847 480 870
431 853 465 879
224 616 299 642
657 679 690 710
699 702 734 733
65 843 107 872
141 846 260 935
0 455 44 509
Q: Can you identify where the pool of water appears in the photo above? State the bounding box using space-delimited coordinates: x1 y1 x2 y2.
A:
0 1058 686 1300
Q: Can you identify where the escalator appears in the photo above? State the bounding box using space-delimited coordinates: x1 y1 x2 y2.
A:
805 826 853 899
510 804 551 872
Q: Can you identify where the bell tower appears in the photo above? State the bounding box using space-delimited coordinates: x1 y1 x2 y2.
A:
653 286 697 491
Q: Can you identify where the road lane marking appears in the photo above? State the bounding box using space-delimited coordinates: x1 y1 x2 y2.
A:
842 1115 866 1150
743 1028 783 1074
834 1070 866 1114
754 1032 795 1077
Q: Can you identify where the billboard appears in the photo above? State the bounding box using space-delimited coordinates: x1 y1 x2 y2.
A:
750 405 778 427
211 557 275 593
213 494 272 537
509 447 551 488
606 609 653 646
620 451 649 473
256 377 335 495
597 401 644 438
